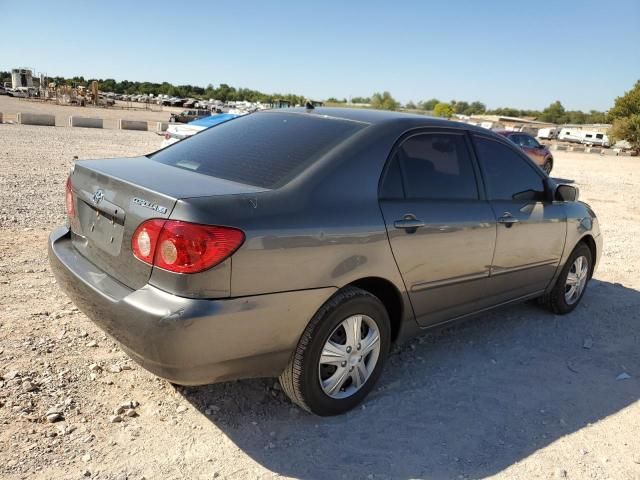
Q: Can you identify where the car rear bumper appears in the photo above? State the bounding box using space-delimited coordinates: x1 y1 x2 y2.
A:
48 226 335 385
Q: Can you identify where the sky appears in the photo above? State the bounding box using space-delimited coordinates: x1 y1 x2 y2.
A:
1 0 639 111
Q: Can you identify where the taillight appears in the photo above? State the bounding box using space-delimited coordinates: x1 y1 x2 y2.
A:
131 220 244 274
65 176 76 218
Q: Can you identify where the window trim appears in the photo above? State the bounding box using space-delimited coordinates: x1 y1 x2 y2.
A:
378 128 485 202
470 133 551 203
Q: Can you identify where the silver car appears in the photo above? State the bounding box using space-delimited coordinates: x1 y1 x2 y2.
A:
48 108 602 416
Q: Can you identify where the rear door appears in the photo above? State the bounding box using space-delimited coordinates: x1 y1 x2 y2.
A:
471 134 567 300
379 130 497 326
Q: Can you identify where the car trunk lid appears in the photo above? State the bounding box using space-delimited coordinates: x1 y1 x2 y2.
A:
68 156 265 290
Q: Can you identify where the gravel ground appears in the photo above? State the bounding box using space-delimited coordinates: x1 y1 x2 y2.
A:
0 124 639 480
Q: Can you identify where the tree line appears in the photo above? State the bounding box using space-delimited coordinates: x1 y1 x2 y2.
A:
0 71 307 105
327 92 608 125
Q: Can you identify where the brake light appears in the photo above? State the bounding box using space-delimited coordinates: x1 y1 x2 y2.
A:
131 220 244 273
65 176 76 218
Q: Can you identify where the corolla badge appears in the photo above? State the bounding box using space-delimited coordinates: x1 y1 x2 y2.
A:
132 197 168 215
92 189 105 204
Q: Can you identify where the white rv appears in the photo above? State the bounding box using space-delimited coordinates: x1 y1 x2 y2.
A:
537 127 559 140
557 128 583 143
580 131 610 147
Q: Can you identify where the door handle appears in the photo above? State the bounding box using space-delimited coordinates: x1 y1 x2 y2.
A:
498 212 519 227
394 214 425 232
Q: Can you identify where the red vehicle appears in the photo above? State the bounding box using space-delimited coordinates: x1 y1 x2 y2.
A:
496 131 554 174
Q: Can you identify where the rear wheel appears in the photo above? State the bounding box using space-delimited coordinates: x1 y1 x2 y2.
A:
543 243 592 314
543 159 553 174
279 287 390 416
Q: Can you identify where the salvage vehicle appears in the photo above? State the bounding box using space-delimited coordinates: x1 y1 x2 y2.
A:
160 113 239 148
169 108 210 123
496 131 554 174
49 108 602 415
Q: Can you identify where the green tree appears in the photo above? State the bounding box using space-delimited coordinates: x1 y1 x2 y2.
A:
433 102 454 118
610 115 640 151
370 91 399 110
405 100 417 109
539 101 567 124
608 80 640 150
608 80 640 119
351 96 371 104
419 98 439 111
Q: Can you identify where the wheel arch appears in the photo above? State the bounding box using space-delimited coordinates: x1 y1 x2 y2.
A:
346 276 404 343
578 234 597 279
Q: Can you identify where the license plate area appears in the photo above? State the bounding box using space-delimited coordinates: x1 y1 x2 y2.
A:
77 201 125 256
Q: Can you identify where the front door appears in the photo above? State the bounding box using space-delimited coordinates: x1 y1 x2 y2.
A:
472 134 567 301
379 130 497 327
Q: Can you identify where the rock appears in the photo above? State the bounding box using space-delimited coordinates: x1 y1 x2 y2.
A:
272 381 282 391
108 365 122 373
583 337 593 349
616 372 631 381
89 373 97 381
82 469 91 477
555 469 567 478
82 453 91 462
109 415 123 423
86 340 98 348
124 408 137 418
22 380 37 392
4 370 20 380
176 405 188 413
88 364 101 372
46 413 63 423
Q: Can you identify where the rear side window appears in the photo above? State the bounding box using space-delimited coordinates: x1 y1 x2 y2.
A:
473 136 545 201
381 133 479 200
151 112 365 188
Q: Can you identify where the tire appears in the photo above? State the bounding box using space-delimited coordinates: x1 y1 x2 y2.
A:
543 159 553 175
543 243 592 314
279 286 391 416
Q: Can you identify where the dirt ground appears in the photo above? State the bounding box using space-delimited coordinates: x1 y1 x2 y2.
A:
0 96 181 128
0 124 638 480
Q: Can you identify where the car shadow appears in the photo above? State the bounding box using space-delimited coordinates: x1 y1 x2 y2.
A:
180 279 639 479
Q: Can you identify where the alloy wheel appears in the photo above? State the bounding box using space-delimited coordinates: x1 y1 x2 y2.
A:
318 314 381 399
565 255 589 305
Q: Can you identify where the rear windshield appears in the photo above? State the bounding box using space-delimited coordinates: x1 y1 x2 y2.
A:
150 112 366 188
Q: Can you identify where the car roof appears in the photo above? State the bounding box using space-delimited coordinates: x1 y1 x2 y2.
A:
264 107 479 129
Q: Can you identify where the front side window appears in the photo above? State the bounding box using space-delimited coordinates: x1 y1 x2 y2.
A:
381 133 479 200
473 136 546 202
522 134 540 148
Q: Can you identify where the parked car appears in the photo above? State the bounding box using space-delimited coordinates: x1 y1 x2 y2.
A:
161 113 239 148
49 108 601 416
0 85 7 95
169 109 211 123
496 131 554 174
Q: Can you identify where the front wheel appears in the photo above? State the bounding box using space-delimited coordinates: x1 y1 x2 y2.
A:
543 243 592 314
279 287 390 416
543 159 553 175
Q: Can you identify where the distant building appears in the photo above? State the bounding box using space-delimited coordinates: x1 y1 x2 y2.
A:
11 68 33 89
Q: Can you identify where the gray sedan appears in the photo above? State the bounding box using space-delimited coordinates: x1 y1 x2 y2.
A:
49 108 602 415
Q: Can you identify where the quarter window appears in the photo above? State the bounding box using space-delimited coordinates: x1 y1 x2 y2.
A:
382 133 479 200
473 136 546 201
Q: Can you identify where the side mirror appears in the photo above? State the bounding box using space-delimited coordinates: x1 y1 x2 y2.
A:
555 184 579 202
